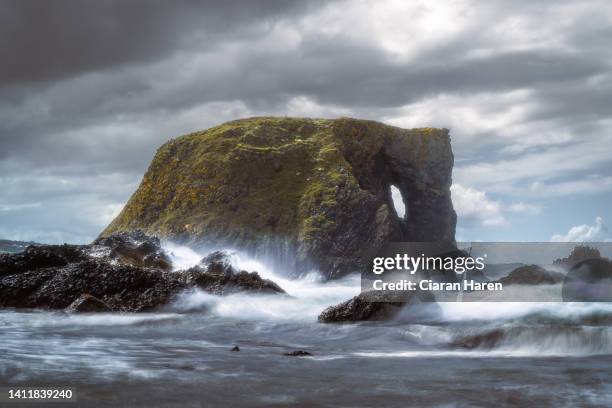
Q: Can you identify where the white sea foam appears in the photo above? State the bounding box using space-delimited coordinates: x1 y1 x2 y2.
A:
163 242 361 321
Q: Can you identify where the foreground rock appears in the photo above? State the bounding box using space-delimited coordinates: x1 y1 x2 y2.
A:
67 294 112 313
318 290 437 323
495 265 564 286
91 230 173 271
101 117 456 279
0 232 284 312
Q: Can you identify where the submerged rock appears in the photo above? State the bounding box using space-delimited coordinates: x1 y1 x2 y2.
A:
101 117 456 279
0 231 285 312
318 290 436 323
562 258 612 302
452 328 505 350
67 294 113 313
283 350 313 357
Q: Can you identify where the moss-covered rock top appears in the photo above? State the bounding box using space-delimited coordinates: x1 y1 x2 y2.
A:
102 117 456 278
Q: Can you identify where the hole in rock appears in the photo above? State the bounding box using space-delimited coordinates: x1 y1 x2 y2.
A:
389 185 407 219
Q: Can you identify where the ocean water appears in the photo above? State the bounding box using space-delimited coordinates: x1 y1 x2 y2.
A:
1 245 611 407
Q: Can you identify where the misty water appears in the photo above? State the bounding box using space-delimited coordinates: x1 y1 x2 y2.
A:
1 245 611 407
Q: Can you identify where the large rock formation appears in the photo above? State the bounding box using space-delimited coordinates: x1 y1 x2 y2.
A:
102 117 456 279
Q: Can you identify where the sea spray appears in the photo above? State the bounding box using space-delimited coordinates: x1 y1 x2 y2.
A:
163 242 361 321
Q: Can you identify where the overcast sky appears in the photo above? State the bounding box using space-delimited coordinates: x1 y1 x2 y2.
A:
1 0 611 244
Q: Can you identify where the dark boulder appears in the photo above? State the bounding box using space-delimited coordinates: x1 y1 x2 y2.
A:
188 267 283 295
92 230 172 272
318 290 437 323
496 265 564 286
67 294 113 313
199 251 236 275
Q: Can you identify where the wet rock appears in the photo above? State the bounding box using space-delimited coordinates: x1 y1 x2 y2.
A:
0 245 84 277
92 230 172 272
199 251 236 275
318 290 436 323
496 265 564 286
67 294 112 313
189 268 284 295
0 232 285 312
283 350 312 357
231 346 240 352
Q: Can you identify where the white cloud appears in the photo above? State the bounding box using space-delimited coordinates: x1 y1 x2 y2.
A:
0 202 41 212
509 202 542 215
450 184 506 227
551 216 607 242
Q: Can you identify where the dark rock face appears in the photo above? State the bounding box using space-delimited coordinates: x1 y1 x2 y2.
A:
0 231 284 312
101 117 456 279
496 265 564 286
318 290 436 323
67 294 112 313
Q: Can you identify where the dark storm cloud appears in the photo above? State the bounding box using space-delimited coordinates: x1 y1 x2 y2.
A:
0 0 322 85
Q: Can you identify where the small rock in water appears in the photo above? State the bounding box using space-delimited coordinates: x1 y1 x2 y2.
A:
283 350 312 357
67 294 112 313
231 346 240 352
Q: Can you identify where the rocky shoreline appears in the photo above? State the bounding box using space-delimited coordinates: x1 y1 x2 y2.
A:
0 231 284 312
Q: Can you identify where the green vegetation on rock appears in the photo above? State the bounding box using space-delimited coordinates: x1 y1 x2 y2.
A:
102 117 456 278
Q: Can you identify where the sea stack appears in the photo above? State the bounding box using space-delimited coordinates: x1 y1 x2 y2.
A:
102 117 456 279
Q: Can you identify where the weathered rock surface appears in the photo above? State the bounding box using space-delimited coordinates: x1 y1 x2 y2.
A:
92 230 173 272
553 245 603 270
318 290 436 323
67 294 112 313
101 117 456 279
495 265 564 286
0 231 284 312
